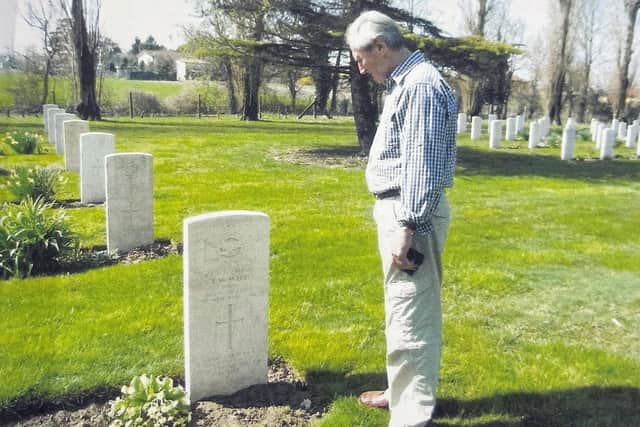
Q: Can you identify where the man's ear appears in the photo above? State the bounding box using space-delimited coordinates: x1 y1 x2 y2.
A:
373 38 387 54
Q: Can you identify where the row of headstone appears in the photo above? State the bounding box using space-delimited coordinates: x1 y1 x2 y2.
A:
461 113 525 149
590 117 640 159
41 105 155 254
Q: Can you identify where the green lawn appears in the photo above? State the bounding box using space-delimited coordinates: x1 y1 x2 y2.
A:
1 115 639 426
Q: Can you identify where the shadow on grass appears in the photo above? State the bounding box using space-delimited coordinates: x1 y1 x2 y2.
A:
456 146 640 181
306 369 640 426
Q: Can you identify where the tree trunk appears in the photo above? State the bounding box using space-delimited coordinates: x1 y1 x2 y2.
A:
287 70 298 114
71 0 100 120
223 59 237 114
547 0 573 125
41 57 52 105
312 47 332 118
616 1 640 120
241 13 264 121
349 56 377 154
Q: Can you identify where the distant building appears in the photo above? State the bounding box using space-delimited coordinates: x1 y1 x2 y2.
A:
176 58 211 81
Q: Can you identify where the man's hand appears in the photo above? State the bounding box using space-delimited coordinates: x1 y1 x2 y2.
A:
391 227 417 271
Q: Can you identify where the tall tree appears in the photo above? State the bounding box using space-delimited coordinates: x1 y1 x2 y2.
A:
62 0 101 120
23 0 64 105
616 0 640 120
547 0 574 125
575 0 601 123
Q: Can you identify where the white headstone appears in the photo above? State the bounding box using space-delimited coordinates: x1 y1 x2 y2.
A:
457 113 466 134
505 117 516 140
626 123 638 149
80 132 115 204
470 116 482 140
561 125 576 160
490 120 502 149
63 120 89 172
590 118 598 138
617 122 627 139
42 104 57 133
488 114 497 125
566 117 576 128
47 108 65 144
600 129 615 160
516 115 525 133
595 123 604 149
611 119 619 136
528 122 539 149
183 211 269 402
54 112 76 154
105 153 154 253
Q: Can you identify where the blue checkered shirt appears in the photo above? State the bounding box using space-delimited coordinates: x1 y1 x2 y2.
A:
366 50 457 235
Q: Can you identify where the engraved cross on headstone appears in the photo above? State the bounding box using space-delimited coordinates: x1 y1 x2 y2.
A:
216 304 244 352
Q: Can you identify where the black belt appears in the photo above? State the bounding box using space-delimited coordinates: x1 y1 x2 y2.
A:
373 189 400 200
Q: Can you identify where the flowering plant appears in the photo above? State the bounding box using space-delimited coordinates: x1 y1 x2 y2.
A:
4 131 42 154
107 374 191 427
4 166 66 202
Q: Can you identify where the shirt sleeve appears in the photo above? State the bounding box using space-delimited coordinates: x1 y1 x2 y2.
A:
396 82 453 234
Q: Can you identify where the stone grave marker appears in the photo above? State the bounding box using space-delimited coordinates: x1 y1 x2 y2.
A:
505 117 516 140
471 116 482 140
561 124 576 160
611 119 619 136
617 121 627 139
80 132 115 204
600 129 615 160
105 153 153 253
488 114 497 125
47 108 65 144
626 123 638 149
63 120 89 172
490 120 502 149
183 211 270 402
42 104 57 133
529 121 539 149
54 112 76 154
457 113 466 134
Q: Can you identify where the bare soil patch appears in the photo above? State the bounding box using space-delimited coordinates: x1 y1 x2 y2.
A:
5 358 324 427
270 146 367 169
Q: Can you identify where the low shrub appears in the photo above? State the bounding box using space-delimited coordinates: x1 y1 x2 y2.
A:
4 131 42 154
4 166 65 202
107 374 191 427
0 197 79 278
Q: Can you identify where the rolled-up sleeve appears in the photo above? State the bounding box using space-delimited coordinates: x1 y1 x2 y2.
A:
396 83 453 234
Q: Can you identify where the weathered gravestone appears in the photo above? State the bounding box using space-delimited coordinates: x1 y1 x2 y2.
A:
63 120 89 172
529 121 540 149
595 123 605 149
516 115 525 133
506 117 516 140
47 108 65 144
471 116 482 140
618 121 627 139
183 211 270 402
457 113 466 134
42 104 57 133
561 124 576 161
600 129 615 160
626 123 638 149
80 132 115 204
54 112 76 154
490 120 502 149
105 153 153 253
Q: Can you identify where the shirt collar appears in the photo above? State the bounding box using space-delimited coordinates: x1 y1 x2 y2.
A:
385 50 425 91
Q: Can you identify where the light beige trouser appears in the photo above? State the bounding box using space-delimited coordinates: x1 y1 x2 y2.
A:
373 195 450 427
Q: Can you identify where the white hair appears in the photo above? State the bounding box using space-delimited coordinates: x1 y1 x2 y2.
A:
345 11 405 51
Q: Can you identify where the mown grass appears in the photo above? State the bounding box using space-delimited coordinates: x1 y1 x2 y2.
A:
1 115 639 426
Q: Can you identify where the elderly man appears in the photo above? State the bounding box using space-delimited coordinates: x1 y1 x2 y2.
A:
345 10 457 427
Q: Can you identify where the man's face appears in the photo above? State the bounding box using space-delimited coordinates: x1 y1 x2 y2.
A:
351 41 392 84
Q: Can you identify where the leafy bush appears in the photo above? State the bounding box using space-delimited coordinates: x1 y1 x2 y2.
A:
107 374 191 427
166 81 226 115
4 131 43 154
5 166 65 202
0 197 78 278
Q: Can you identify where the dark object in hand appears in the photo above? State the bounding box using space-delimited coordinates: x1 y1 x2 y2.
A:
403 248 424 276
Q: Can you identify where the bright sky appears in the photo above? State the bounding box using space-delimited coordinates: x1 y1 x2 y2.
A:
3 0 550 54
